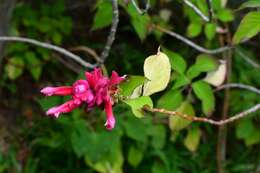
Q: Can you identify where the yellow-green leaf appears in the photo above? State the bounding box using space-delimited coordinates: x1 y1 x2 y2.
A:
124 96 153 118
184 127 201 152
143 51 171 96
169 101 195 131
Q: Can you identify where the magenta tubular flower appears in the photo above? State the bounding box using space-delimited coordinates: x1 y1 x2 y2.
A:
85 68 125 130
41 68 124 130
40 86 72 96
42 80 94 117
46 100 79 118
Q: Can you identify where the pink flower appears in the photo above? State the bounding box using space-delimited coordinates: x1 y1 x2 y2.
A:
41 68 125 130
40 86 72 96
85 68 125 130
41 79 94 117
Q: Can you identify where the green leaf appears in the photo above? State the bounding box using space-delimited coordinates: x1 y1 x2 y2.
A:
25 51 42 80
127 146 144 167
169 101 195 131
70 120 91 157
5 56 24 80
123 116 149 142
51 31 62 45
143 51 171 96
192 81 215 115
162 48 187 74
124 96 153 118
184 127 201 152
194 54 218 72
126 3 150 40
238 0 260 10
157 90 183 111
187 22 202 38
148 125 166 149
205 23 216 40
187 54 218 80
119 75 147 97
233 12 260 44
236 119 254 139
245 129 260 146
171 74 191 90
217 9 234 22
92 0 113 30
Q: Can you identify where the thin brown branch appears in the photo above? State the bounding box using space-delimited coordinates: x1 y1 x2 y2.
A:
154 25 232 54
183 0 209 22
0 36 96 69
216 83 260 95
69 46 101 63
143 103 260 126
100 0 119 63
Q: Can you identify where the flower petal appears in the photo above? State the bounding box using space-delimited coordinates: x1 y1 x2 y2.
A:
41 86 72 96
104 100 116 130
109 71 125 86
46 100 79 118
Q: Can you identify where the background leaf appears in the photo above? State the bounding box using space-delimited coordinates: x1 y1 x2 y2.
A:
192 81 215 115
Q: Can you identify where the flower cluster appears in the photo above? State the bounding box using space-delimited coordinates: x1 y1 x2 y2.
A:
40 68 124 130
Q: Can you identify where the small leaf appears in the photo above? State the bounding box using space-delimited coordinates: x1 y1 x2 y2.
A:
187 54 218 80
148 125 166 149
163 48 187 74
205 23 216 40
92 0 113 30
203 60 227 87
119 75 147 97
127 146 144 167
5 56 24 80
192 81 215 115
236 119 254 139
187 22 202 38
237 0 260 10
124 96 153 118
171 74 190 90
25 51 42 80
184 127 201 152
217 9 234 22
169 101 195 131
233 12 260 44
143 51 171 96
126 3 150 40
245 129 260 146
157 90 183 111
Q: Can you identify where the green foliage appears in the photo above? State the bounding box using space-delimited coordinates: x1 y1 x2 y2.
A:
125 3 150 40
233 12 260 44
237 0 260 10
187 54 218 80
192 81 215 115
2 0 260 172
204 23 216 41
4 56 24 80
157 90 183 111
184 127 201 152
92 0 113 30
124 96 153 118
119 75 147 97
169 101 195 131
187 22 202 38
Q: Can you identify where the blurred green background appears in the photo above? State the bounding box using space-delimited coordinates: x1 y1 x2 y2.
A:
0 0 260 173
